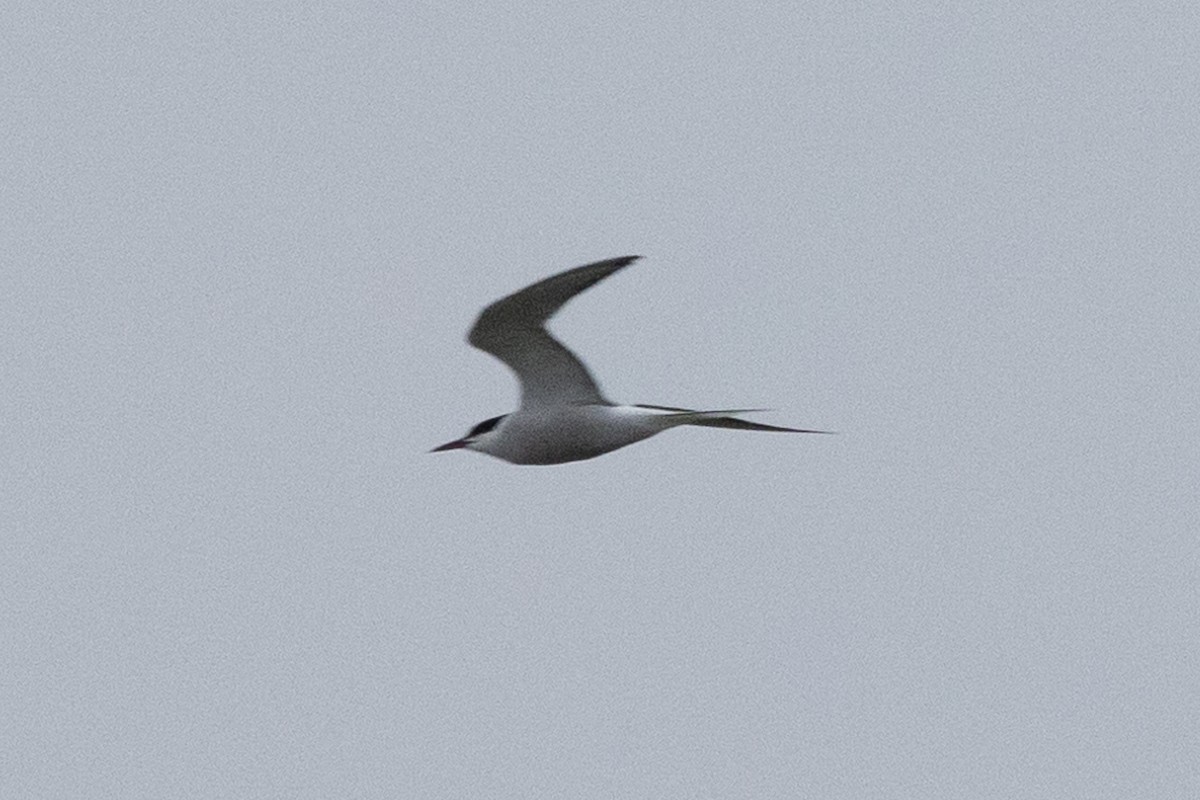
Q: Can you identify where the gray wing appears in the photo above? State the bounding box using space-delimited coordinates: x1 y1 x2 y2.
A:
468 256 640 409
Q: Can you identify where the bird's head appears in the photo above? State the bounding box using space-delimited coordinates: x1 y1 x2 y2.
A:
430 414 507 454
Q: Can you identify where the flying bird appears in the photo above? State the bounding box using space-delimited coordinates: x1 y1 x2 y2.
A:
432 256 829 464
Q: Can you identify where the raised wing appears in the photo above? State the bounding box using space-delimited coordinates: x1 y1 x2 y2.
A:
468 256 641 408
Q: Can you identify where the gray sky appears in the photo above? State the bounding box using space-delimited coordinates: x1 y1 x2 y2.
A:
5 3 1198 798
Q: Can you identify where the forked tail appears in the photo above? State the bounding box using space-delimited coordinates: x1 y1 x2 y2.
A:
635 404 834 434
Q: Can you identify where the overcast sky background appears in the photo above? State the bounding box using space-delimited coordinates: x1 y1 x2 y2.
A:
5 3 1198 798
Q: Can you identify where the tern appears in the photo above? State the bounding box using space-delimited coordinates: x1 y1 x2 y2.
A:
432 256 829 464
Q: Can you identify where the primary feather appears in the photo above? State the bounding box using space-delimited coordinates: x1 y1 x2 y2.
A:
468 256 640 408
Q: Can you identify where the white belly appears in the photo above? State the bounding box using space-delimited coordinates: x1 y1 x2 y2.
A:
482 404 675 464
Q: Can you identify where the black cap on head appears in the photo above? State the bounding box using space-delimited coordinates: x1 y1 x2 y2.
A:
466 415 505 438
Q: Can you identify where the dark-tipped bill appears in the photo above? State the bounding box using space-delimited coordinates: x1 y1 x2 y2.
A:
430 438 467 452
